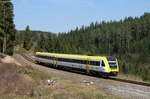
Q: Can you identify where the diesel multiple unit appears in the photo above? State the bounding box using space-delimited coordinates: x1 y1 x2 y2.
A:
35 52 119 76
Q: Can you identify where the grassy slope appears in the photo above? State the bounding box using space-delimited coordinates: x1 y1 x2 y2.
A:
0 63 121 99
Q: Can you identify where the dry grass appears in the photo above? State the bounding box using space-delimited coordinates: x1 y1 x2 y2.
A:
14 45 34 55
17 65 51 80
48 79 121 99
0 64 52 98
0 63 121 99
0 63 34 96
14 45 28 54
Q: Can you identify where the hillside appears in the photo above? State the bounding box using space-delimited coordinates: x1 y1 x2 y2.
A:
16 13 150 81
16 29 57 51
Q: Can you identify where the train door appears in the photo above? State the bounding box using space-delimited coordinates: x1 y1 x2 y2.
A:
53 56 58 67
86 59 90 73
100 60 105 72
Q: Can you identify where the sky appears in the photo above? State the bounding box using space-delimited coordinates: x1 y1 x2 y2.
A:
12 0 150 33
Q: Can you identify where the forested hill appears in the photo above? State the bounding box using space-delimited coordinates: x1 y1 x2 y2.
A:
57 13 150 55
16 13 150 81
17 13 150 56
16 26 56 51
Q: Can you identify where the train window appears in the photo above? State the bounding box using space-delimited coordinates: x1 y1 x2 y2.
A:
101 60 105 67
90 61 100 66
36 55 39 57
58 57 86 64
37 55 41 58
90 61 94 65
37 55 54 60
57 57 101 66
96 61 100 66
106 56 116 61
58 58 62 61
49 56 52 59
45 56 48 59
44 56 47 59
71 59 76 63
109 63 117 69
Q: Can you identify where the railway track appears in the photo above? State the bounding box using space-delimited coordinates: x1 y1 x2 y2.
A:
109 77 150 87
20 54 36 63
20 53 150 87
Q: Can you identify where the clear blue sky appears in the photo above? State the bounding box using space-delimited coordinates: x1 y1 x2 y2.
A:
12 0 150 33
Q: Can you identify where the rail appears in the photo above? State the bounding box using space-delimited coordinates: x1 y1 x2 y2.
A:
20 54 36 63
109 77 150 87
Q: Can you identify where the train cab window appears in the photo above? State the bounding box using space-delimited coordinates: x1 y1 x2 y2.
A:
101 60 105 67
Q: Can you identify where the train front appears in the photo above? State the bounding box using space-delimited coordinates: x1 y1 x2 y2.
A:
106 56 119 76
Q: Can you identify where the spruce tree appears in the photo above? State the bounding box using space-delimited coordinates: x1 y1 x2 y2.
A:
0 0 15 55
23 25 32 50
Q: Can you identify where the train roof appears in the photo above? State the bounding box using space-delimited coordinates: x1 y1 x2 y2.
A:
36 52 111 60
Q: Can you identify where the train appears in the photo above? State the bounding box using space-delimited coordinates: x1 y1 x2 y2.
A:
34 52 119 76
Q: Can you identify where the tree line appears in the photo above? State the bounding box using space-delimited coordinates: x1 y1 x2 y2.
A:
0 0 16 55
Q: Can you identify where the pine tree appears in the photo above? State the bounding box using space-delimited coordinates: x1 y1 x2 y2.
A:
0 0 15 55
23 25 32 50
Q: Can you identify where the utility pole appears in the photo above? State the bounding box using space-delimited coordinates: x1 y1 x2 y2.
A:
0 1 10 53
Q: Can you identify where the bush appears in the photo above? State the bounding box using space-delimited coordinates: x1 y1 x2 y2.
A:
6 47 14 56
119 54 150 81
141 66 150 81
